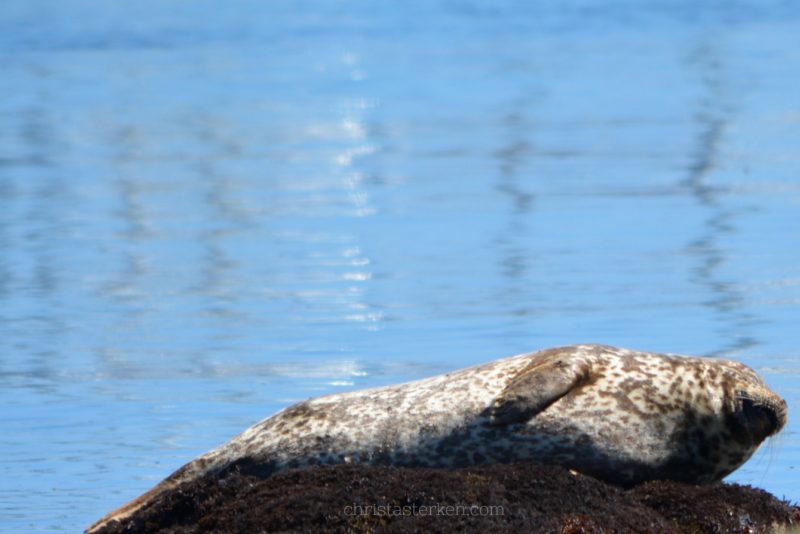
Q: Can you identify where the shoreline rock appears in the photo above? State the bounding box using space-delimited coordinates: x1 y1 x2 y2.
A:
93 463 799 533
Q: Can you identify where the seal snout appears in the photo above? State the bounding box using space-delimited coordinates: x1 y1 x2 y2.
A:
738 392 788 444
764 397 788 435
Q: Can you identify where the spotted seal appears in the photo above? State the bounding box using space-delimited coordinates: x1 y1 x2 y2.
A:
87 344 787 533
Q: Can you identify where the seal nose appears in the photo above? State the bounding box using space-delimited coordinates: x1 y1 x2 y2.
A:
742 397 787 441
771 397 788 434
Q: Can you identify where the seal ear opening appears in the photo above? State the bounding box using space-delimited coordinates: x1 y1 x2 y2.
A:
490 358 590 425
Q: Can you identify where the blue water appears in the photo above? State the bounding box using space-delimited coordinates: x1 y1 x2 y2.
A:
1 1 799 531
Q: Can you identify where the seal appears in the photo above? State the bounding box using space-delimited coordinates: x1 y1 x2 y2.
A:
87 344 787 533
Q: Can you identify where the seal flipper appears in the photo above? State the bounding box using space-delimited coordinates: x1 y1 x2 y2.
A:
490 356 591 425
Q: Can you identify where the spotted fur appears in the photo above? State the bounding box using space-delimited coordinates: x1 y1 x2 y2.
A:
87 344 787 533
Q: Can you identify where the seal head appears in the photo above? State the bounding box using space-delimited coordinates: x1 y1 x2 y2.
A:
482 345 786 485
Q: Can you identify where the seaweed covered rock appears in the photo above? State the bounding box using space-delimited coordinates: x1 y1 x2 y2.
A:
94 463 798 534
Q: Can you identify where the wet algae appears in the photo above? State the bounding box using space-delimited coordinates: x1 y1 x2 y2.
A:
95 463 799 533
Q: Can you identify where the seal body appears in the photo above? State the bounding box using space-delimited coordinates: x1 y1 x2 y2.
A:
87 344 787 533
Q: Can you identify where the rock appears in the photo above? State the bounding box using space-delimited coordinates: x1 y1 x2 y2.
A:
93 463 799 534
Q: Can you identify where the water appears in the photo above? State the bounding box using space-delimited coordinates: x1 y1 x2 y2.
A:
1 1 799 531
